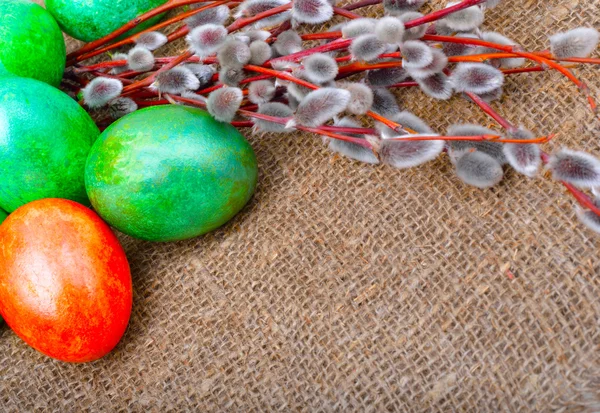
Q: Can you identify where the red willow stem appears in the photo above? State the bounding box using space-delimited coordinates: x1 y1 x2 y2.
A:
343 0 382 11
560 181 600 216
270 20 292 39
320 125 378 135
90 71 134 85
239 109 376 144
299 126 372 147
465 92 516 132
299 32 600 65
423 34 599 115
74 56 209 72
226 3 292 32
387 134 554 144
501 66 549 75
388 81 419 88
268 38 352 64
404 0 486 29
67 0 214 63
196 73 273 94
301 31 343 41
241 110 378 141
72 1 232 64
332 6 361 20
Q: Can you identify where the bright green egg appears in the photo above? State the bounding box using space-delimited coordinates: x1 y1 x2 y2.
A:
45 0 169 42
0 0 66 87
85 105 258 242
0 76 100 212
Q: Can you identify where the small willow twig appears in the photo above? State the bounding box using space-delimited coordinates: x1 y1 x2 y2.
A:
244 64 404 131
464 80 600 218
269 0 485 66
121 50 194 94
71 1 233 64
67 0 216 63
464 92 516 132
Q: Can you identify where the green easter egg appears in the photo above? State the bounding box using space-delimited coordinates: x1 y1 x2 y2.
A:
0 77 100 212
45 0 169 42
85 105 258 242
0 0 66 87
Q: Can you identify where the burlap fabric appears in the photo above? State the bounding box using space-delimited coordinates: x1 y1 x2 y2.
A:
2 0 599 411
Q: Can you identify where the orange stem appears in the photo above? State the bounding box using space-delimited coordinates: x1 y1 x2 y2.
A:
423 35 599 116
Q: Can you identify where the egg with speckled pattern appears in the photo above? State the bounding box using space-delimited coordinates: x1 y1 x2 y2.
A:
0 198 132 363
85 105 258 242
0 0 66 86
0 76 100 212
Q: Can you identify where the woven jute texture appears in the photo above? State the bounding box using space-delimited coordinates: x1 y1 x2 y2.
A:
2 0 600 411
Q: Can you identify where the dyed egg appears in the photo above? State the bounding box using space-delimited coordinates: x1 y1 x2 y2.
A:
85 105 258 242
0 0 66 86
0 77 99 212
46 0 169 42
0 199 132 363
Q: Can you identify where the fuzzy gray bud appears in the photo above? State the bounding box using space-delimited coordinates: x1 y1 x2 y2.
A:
340 83 374 115
550 28 600 59
416 73 453 100
303 53 339 83
548 148 600 188
448 124 506 164
450 63 504 94
350 34 386 62
292 0 333 24
441 2 484 32
207 87 243 122
186 24 228 56
248 80 276 104
254 102 294 133
127 46 155 72
293 88 351 127
135 31 168 51
455 150 504 188
83 77 123 109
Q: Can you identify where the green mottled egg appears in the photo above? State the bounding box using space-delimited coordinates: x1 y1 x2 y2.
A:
0 77 100 212
85 105 258 242
0 0 66 87
45 0 169 42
